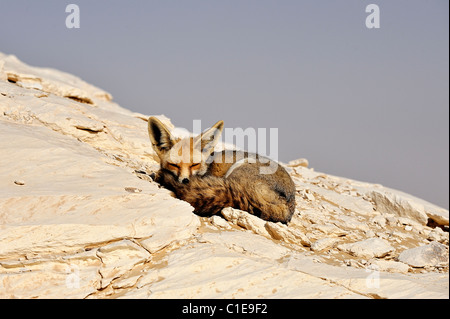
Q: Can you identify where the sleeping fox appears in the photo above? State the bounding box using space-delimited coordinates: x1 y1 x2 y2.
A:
148 117 296 224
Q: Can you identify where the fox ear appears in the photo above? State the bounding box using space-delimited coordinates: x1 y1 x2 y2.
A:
195 120 224 155
148 117 174 155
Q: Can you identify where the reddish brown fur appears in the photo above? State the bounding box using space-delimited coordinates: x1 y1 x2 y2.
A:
148 117 296 224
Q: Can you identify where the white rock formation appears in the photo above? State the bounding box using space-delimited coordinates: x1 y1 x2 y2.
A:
0 52 448 299
398 242 449 268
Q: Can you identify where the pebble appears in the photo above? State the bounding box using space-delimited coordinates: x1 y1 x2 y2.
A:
124 187 142 193
305 192 315 201
14 180 25 186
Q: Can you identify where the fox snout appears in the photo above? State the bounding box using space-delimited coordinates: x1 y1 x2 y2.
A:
176 166 193 184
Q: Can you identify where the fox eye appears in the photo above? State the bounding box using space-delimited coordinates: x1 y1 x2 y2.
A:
168 163 180 169
190 163 201 169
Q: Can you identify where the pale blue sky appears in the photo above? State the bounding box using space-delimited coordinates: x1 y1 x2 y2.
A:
1 0 448 208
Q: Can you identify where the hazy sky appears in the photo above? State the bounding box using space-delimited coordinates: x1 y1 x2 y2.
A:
1 0 448 209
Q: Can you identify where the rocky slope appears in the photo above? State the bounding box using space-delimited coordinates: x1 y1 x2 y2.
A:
0 52 448 299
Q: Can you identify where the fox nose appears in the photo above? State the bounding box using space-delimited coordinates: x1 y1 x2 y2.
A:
182 178 190 184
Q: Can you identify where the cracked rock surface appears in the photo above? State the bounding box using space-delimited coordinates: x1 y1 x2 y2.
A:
0 53 448 299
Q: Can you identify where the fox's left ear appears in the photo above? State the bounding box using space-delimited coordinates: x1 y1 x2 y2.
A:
195 120 224 154
148 116 174 155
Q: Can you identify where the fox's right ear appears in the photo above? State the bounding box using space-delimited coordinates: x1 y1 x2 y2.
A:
148 117 174 155
195 120 224 155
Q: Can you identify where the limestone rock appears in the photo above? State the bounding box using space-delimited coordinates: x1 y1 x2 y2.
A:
370 215 387 228
221 207 271 237
370 189 448 226
369 260 410 274
210 215 232 230
288 158 309 168
287 254 448 299
338 238 394 259
264 222 311 247
398 242 449 268
427 228 449 244
0 53 112 103
311 238 339 252
310 223 347 236
96 240 150 289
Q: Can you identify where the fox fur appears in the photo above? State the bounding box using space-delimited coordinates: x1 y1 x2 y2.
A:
148 117 296 224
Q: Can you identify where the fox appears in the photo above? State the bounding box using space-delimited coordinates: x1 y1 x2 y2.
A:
147 117 296 224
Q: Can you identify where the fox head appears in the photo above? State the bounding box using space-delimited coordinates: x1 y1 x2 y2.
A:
148 117 224 184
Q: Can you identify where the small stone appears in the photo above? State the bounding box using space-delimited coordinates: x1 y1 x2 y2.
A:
337 238 394 259
370 215 387 228
265 222 311 247
221 207 271 237
16 81 43 90
305 192 315 201
385 216 398 226
365 230 376 238
427 228 449 243
210 216 232 230
335 215 370 232
124 187 142 193
370 260 410 273
397 242 449 268
14 180 25 186
398 217 422 230
288 158 309 168
311 224 347 236
311 238 339 252
344 259 360 268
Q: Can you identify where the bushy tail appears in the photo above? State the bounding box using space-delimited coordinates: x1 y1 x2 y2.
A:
156 170 295 223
